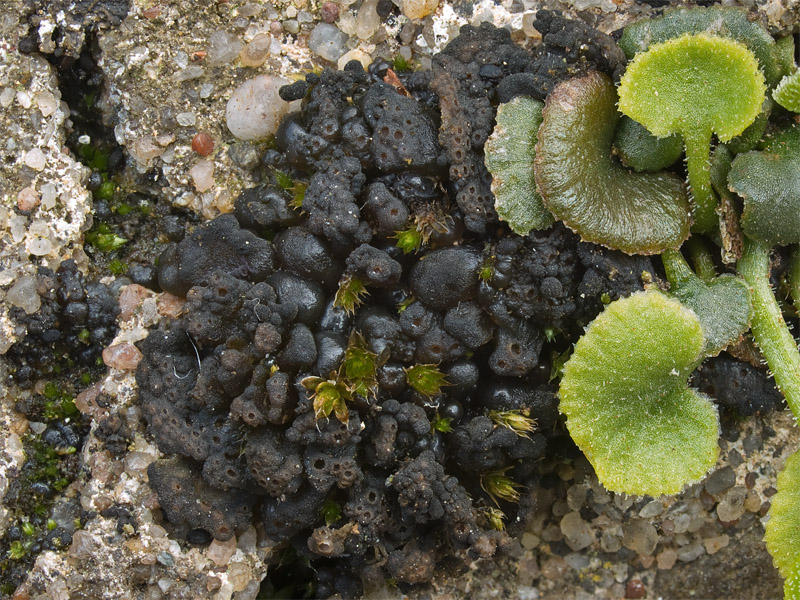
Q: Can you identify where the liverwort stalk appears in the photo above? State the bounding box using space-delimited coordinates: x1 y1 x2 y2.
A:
618 33 766 233
661 248 695 289
684 237 717 283
738 238 800 416
789 246 800 310
682 131 716 233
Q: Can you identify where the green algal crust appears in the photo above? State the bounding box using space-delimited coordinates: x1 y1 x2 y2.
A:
765 448 800 600
484 96 553 235
729 125 800 246
618 33 766 233
559 291 719 496
534 71 691 255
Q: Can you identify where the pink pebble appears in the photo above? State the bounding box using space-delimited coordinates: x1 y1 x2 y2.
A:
102 342 143 370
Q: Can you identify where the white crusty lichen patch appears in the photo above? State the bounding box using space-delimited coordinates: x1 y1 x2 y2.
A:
0 26 93 353
96 0 317 220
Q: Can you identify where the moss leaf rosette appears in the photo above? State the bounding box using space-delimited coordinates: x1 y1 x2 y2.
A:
534 72 691 255
618 33 766 233
729 125 800 245
559 291 719 496
484 96 553 235
765 448 800 600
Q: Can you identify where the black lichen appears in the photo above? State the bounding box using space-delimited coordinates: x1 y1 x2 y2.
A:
131 18 780 597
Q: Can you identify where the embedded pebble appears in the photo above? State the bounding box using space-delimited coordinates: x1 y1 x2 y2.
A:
69 530 96 559
540 556 568 580
307 23 349 62
704 466 736 496
338 49 373 70
522 12 539 38
541 523 563 542
29 421 46 434
237 526 258 553
520 532 540 550
574 0 617 11
656 548 678 570
567 483 587 511
622 519 658 556
401 0 439 19
703 534 730 555
625 579 646 599
600 529 622 553
192 132 215 156
102 342 144 370
228 141 260 170
24 148 46 170
207 536 237 566
199 83 214 99
590 479 611 504
16 90 32 108
744 489 762 513
176 112 196 126
560 511 594 551
226 75 290 141
6 275 41 314
36 90 58 116
321 1 340 22
189 159 215 192
228 562 252 592
356 0 381 40
207 30 243 65
9 215 28 242
660 518 675 536
130 136 165 163
75 383 103 416
613 494 634 511
0 87 14 107
727 448 744 468
40 182 57 209
638 499 664 518
240 33 272 67
564 551 590 571
716 487 747 522
677 541 706 562
28 236 53 256
174 65 205 82
119 284 151 320
157 292 186 317
125 452 156 472
17 186 40 211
